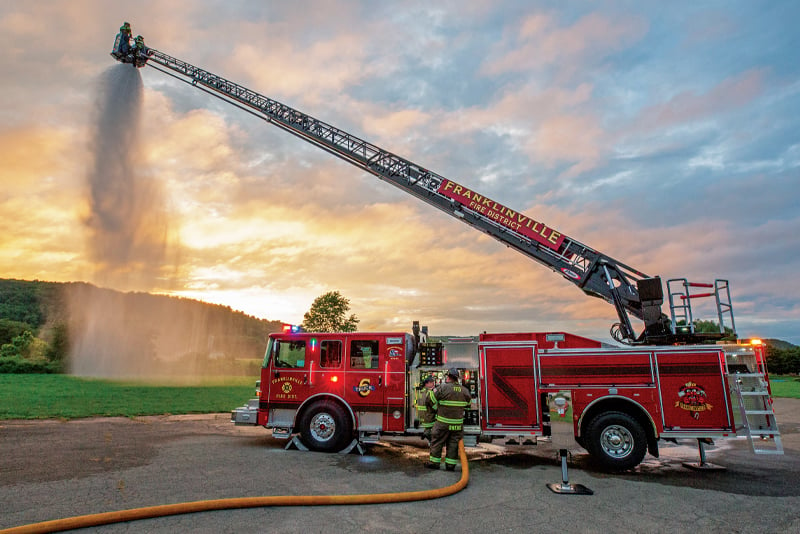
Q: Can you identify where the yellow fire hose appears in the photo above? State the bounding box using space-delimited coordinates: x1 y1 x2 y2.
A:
2 441 469 534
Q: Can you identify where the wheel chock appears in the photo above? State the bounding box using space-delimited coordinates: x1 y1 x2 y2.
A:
284 435 309 451
339 438 366 455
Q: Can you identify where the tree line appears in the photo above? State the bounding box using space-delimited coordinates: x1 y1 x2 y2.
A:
2 280 796 375
765 344 800 375
0 279 284 375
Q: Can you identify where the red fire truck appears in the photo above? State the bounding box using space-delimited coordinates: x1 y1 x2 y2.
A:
116 30 782 470
231 327 780 470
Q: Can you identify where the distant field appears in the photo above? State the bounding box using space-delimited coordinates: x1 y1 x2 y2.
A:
769 375 800 399
0 373 797 420
0 375 256 420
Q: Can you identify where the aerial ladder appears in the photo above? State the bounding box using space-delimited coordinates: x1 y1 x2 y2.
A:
111 29 736 345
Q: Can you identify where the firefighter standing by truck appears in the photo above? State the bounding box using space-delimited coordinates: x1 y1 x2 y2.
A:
416 376 436 442
425 368 471 471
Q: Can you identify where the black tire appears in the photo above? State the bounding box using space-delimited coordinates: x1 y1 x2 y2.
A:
298 401 353 452
586 411 647 471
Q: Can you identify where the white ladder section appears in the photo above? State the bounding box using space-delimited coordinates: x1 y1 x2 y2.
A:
731 373 783 455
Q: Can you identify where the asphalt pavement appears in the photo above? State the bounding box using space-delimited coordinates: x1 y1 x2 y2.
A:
1 399 798 533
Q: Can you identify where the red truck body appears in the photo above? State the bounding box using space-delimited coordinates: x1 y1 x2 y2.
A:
233 329 781 470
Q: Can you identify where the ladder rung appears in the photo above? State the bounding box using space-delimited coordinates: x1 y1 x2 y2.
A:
730 373 764 377
739 391 770 396
747 429 780 436
754 450 784 455
745 410 773 415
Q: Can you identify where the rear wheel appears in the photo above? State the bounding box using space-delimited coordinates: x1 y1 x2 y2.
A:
586 411 647 471
299 401 353 452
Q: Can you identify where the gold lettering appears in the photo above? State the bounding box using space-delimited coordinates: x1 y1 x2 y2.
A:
539 225 549 238
548 231 561 244
443 180 455 192
482 197 493 207
463 189 472 200
453 185 463 195
532 222 542 233
473 194 483 204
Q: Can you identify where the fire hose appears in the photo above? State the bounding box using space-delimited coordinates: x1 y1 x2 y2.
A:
1 440 469 534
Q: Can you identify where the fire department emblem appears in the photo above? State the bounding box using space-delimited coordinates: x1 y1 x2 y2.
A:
675 381 712 419
354 378 376 397
281 382 293 394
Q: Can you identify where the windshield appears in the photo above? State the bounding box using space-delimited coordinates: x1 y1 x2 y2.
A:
273 339 307 368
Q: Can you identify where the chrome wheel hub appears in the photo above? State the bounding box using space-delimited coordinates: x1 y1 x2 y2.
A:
600 424 634 458
310 412 336 442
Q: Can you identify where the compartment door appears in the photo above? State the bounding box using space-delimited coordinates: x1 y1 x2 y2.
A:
656 350 732 431
480 343 539 430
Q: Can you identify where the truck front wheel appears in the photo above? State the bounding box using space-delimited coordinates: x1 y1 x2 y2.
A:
586 411 647 471
299 401 353 452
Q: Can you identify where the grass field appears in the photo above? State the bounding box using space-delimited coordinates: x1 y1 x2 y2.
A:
769 375 800 399
0 373 797 420
0 375 256 420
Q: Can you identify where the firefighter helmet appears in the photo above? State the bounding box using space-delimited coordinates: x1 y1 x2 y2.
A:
422 376 434 386
447 368 460 379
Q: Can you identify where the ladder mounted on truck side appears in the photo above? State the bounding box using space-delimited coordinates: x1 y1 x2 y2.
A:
729 372 783 454
724 342 782 455
112 29 737 346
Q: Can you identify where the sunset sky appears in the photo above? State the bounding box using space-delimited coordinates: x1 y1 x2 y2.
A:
1 1 798 345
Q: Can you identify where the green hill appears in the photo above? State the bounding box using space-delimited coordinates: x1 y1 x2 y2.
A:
0 278 284 378
764 338 798 350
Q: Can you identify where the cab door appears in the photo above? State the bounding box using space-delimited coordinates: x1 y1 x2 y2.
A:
314 338 345 397
345 336 386 431
267 337 313 411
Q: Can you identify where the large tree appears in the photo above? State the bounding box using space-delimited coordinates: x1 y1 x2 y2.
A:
301 291 359 333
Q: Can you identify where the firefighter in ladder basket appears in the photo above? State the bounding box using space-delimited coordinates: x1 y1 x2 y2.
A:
425 368 471 471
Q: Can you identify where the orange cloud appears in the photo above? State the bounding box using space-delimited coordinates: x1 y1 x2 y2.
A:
0 126 89 281
482 11 648 76
633 69 767 131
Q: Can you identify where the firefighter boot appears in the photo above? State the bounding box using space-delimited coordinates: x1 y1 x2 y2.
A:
445 464 456 472
424 462 440 470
